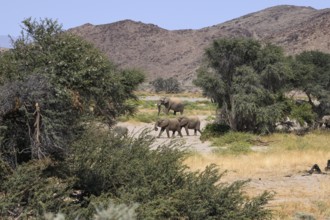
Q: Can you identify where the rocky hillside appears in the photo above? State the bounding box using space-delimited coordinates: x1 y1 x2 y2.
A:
68 5 330 89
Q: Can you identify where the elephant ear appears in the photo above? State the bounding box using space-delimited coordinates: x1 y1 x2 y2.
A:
160 119 169 127
158 97 166 104
163 97 170 104
179 117 188 126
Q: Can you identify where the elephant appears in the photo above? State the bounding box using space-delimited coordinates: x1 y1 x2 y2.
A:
157 97 184 116
321 115 330 128
177 116 202 136
112 125 129 138
154 118 183 138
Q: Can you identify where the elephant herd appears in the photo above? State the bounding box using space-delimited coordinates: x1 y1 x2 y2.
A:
154 97 202 138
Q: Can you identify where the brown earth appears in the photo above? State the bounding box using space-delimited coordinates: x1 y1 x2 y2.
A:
68 5 330 89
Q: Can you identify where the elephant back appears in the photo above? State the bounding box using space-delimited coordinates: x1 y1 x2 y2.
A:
188 116 201 129
168 118 180 130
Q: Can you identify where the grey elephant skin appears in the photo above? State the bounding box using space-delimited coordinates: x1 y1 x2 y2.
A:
177 116 202 136
157 97 184 116
154 118 183 138
321 115 330 128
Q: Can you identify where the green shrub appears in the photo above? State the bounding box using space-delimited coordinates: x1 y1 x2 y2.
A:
67 129 273 219
0 159 77 219
1 129 273 219
290 101 316 125
215 142 252 155
208 131 256 154
0 156 13 191
150 77 182 93
201 122 231 141
212 131 255 145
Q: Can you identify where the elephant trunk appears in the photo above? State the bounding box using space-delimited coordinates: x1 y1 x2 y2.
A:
157 103 161 116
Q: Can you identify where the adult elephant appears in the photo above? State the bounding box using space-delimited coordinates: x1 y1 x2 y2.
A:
177 116 202 136
157 97 184 116
154 118 183 138
321 115 330 128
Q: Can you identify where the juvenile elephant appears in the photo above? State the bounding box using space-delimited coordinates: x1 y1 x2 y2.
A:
321 115 330 128
157 97 184 116
177 116 202 136
154 118 183 138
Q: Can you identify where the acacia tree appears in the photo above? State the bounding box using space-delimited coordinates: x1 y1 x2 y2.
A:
0 18 144 166
194 38 292 133
291 50 330 116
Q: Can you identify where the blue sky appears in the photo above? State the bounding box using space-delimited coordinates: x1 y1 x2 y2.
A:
1 0 329 37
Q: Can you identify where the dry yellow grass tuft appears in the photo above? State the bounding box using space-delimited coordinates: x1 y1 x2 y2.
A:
185 151 330 180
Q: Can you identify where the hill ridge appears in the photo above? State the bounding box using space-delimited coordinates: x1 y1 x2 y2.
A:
68 5 330 89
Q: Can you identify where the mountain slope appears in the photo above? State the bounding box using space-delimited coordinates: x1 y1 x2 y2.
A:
68 5 330 88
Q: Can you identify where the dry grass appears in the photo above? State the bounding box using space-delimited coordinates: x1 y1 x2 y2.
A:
184 131 330 219
185 150 330 180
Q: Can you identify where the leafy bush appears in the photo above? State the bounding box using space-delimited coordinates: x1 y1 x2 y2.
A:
288 100 316 125
203 130 256 154
0 159 76 219
150 77 182 93
1 129 273 219
215 141 252 155
201 123 231 141
0 156 12 191
212 131 256 146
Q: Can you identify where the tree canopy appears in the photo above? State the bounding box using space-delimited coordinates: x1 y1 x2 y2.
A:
290 50 330 116
194 38 293 133
0 18 144 166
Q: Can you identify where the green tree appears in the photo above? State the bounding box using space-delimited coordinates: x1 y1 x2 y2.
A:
0 18 144 167
150 77 181 93
194 38 292 133
291 50 330 116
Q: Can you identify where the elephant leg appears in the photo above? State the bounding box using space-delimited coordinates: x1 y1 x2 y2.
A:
158 128 165 138
185 126 189 136
172 130 176 138
173 111 177 115
197 129 202 135
166 127 170 138
178 129 183 137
